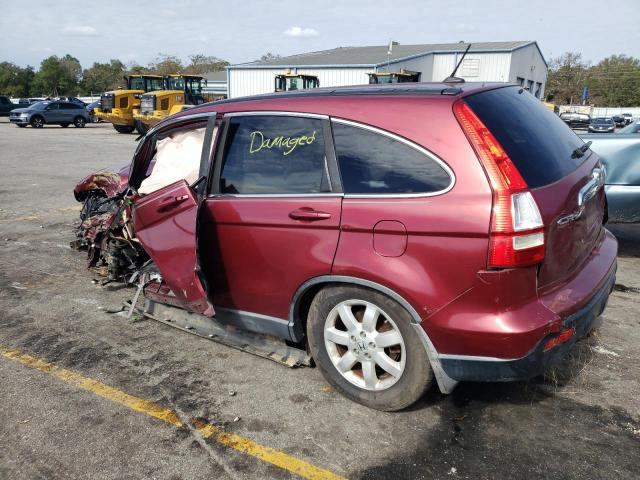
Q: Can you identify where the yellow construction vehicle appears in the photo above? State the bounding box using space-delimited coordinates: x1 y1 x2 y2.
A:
274 73 319 92
95 75 165 134
133 74 210 133
367 69 420 84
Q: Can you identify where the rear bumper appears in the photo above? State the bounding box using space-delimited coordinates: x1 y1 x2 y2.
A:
439 264 616 381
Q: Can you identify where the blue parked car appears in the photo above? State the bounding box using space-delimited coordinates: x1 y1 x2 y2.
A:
9 100 90 128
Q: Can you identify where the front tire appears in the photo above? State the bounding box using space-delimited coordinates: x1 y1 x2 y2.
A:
74 116 86 128
30 116 44 128
307 285 434 411
113 124 135 134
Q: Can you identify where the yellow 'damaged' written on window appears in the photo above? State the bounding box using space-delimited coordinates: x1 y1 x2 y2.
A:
249 130 317 156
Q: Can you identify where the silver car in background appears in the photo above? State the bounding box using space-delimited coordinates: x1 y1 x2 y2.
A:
582 133 640 222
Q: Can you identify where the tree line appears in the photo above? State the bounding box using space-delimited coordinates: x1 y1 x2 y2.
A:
0 53 230 98
9 50 635 106
545 53 640 107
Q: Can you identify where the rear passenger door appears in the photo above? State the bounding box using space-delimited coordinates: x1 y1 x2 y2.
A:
59 102 77 122
199 113 342 325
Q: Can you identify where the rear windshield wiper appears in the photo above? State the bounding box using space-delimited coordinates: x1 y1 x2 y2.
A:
572 140 592 159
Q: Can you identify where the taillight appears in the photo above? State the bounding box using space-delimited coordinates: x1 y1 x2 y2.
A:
453 100 545 268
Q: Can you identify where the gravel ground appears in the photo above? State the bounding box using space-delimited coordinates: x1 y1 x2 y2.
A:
0 119 638 479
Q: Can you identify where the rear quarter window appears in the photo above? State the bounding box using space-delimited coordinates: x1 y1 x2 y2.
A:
331 121 452 195
465 86 585 188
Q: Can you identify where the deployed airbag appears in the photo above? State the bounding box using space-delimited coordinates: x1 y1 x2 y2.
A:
138 128 205 194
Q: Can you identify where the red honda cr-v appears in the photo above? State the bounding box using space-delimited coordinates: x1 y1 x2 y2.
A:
76 83 617 411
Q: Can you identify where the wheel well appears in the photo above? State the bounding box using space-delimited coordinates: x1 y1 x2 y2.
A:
292 282 330 343
292 278 422 340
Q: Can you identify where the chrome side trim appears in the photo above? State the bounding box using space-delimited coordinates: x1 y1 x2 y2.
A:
330 118 456 199
289 275 459 394
207 193 344 199
224 111 329 120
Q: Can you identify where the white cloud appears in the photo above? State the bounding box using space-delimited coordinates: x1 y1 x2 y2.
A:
283 26 318 38
61 25 99 36
160 9 178 18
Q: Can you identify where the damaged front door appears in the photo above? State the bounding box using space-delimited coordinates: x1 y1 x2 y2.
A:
130 114 218 316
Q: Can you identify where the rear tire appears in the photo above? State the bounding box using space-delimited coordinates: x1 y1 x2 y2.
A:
135 120 149 135
30 116 44 128
113 124 135 134
73 116 86 128
307 285 434 411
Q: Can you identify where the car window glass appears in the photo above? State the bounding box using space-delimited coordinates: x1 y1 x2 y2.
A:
60 103 76 110
220 115 328 194
47 103 59 110
466 87 585 188
331 122 451 195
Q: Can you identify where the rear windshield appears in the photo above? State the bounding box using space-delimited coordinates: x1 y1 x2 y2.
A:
465 86 585 188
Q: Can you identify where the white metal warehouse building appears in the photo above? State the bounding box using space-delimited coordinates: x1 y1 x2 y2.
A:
227 41 548 99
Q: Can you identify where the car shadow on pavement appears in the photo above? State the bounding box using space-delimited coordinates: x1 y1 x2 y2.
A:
354 332 639 480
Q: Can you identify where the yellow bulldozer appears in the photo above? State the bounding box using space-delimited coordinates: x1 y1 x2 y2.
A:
95 75 165 134
367 69 420 84
274 73 319 92
133 74 213 133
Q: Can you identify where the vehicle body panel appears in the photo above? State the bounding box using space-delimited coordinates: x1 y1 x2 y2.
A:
581 133 640 222
132 179 214 316
199 196 342 319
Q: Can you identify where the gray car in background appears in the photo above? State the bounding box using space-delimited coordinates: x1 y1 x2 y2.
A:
9 101 89 128
582 133 640 222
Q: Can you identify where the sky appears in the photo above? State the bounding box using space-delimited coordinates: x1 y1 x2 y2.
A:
1 0 639 69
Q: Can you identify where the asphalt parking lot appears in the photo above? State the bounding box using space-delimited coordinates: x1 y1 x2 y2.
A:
0 119 639 480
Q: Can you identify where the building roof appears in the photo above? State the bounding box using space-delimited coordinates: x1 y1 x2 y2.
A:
231 41 537 69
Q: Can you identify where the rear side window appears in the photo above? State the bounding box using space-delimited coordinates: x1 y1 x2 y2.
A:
220 115 329 194
332 122 452 195
465 86 585 188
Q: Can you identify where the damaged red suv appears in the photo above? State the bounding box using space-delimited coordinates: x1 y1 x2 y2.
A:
74 83 617 411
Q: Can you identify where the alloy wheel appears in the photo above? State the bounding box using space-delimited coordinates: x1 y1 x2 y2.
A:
324 299 406 391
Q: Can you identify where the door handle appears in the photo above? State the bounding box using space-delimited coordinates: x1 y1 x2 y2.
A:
158 194 189 210
289 207 332 221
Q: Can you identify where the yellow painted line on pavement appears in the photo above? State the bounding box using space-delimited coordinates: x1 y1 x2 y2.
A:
0 345 345 480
